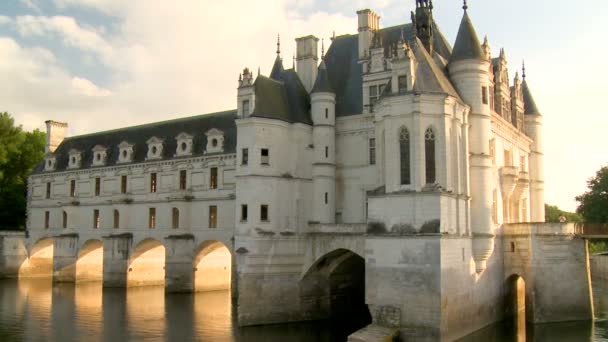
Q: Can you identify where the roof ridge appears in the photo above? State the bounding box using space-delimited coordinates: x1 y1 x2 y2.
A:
65 110 236 140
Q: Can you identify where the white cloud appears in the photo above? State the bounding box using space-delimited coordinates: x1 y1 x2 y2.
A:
0 16 10 24
19 0 42 13
71 77 112 97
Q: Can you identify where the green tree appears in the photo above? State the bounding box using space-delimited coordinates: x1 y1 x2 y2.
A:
545 204 582 223
576 166 608 223
0 112 46 230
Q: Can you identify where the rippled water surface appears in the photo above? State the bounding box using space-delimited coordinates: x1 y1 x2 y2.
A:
0 279 607 341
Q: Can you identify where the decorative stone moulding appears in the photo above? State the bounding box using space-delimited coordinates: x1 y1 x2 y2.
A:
67 149 82 169
174 132 194 157
117 141 134 164
205 128 224 154
499 166 518 199
91 145 107 166
44 154 57 172
472 235 495 273
146 136 164 160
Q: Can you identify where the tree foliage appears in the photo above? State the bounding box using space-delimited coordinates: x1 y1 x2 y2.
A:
576 166 608 224
545 204 582 223
0 112 46 230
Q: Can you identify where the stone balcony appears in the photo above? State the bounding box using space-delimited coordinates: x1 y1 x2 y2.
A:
111 193 133 204
168 189 195 202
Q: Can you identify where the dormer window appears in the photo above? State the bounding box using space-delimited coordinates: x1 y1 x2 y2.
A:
44 154 57 172
205 128 224 154
146 137 164 160
175 132 193 157
118 141 134 164
91 145 107 166
68 149 82 169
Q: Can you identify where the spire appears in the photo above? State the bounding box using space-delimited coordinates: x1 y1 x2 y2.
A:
463 0 468 11
449 7 485 63
311 59 333 94
522 60 526 79
522 67 541 115
321 38 325 60
276 34 281 56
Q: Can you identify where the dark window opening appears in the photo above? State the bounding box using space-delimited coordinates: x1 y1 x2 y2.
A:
172 208 179 229
261 205 269 222
482 86 489 105
425 128 436 184
44 211 50 229
114 210 119 229
150 173 157 193
261 148 269 165
149 208 156 229
324 192 328 204
179 170 187 190
400 127 411 185
325 108 329 119
242 148 249 165
93 209 100 229
95 178 101 196
46 182 51 199
209 206 217 228
369 138 376 165
325 146 329 158
210 167 218 189
241 204 248 222
121 175 127 194
63 211 67 229
70 180 76 197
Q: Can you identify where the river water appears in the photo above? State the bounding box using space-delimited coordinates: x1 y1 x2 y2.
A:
0 279 607 342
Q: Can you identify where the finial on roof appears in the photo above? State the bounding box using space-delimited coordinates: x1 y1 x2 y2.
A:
276 34 281 56
292 53 295 69
332 31 336 40
321 38 325 59
429 0 434 10
522 61 526 79
258 67 260 76
463 0 468 11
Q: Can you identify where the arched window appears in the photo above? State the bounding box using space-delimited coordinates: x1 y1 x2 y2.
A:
399 127 411 185
62 211 68 229
425 128 436 184
113 210 120 229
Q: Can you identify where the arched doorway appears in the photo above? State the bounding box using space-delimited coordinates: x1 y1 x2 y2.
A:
19 238 54 278
506 274 527 341
76 240 103 283
193 240 232 292
128 239 165 287
300 249 371 331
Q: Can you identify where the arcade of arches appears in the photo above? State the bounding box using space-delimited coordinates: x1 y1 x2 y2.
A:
17 238 232 292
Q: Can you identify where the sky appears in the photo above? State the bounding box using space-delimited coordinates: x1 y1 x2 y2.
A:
0 0 606 212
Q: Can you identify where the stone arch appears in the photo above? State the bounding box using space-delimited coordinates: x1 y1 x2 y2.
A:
505 274 531 324
128 238 166 287
300 248 371 328
76 239 103 283
193 240 232 292
19 238 54 278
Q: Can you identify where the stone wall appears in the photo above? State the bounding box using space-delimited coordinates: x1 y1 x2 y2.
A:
590 254 608 282
0 232 28 278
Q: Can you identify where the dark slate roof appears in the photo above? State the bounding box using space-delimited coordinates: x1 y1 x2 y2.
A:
450 12 485 63
411 38 460 98
324 22 454 117
32 110 237 174
251 63 312 124
522 80 541 115
311 60 334 94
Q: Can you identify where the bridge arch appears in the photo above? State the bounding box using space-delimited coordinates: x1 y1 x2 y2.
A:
300 248 371 328
505 274 530 325
19 238 54 278
128 238 166 287
76 239 103 283
193 240 232 292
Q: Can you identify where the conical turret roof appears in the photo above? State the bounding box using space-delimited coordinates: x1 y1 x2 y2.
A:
522 80 541 115
449 12 485 63
270 55 284 80
311 60 334 94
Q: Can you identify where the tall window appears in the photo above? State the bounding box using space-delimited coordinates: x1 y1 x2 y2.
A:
113 210 120 229
398 75 408 93
121 175 127 194
63 211 68 229
93 209 100 229
425 128 436 184
324 192 328 204
242 99 250 116
95 178 101 196
149 208 156 229
70 180 76 197
179 170 187 190
325 146 329 158
44 211 50 229
325 108 329 119
482 86 489 105
210 167 218 189
209 206 217 228
400 127 411 185
504 150 513 167
150 173 157 193
242 148 249 165
261 148 269 165
241 204 248 222
260 205 269 222
369 84 385 105
172 208 179 229
46 182 51 199
369 138 376 165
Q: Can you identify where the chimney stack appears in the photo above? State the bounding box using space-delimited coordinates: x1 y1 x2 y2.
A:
45 120 68 153
357 9 381 59
295 35 319 93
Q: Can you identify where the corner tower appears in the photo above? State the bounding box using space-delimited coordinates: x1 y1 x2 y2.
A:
522 66 545 222
310 51 336 224
448 3 494 272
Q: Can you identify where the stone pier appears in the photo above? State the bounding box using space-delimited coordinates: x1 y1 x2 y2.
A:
52 235 79 282
164 235 195 293
102 234 132 288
